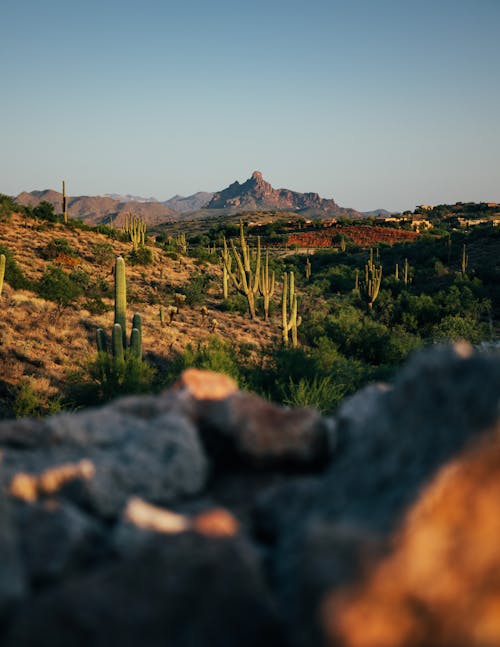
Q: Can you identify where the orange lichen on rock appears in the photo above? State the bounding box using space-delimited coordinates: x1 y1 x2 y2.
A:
124 497 190 534
174 368 238 401
9 459 95 502
192 508 240 538
322 431 500 647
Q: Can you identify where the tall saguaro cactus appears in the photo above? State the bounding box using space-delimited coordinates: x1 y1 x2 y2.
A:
461 244 468 276
114 256 127 347
123 214 147 251
282 271 302 348
96 256 143 380
403 257 410 285
361 256 383 311
259 247 275 320
223 221 261 319
221 238 232 299
0 253 5 298
62 181 68 224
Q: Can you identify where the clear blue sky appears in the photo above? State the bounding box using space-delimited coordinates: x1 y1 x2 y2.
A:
1 0 498 212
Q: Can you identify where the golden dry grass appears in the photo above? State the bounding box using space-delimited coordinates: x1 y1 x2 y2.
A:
0 213 280 402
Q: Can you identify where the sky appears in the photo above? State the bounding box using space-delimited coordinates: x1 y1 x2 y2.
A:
1 0 499 212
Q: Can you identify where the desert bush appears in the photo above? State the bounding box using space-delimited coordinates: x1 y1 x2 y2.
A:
41 238 76 260
180 273 210 306
166 336 244 385
0 194 17 221
0 245 30 290
91 242 115 266
11 380 61 418
128 246 154 266
31 201 59 222
35 265 83 306
278 375 347 414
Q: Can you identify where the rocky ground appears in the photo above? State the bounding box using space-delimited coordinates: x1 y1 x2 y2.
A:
0 342 500 646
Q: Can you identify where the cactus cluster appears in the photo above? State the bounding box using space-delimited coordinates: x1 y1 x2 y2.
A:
123 214 147 251
222 221 261 320
282 271 302 348
96 256 143 377
175 233 188 255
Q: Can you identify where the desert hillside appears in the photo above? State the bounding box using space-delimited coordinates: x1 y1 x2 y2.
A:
0 212 279 416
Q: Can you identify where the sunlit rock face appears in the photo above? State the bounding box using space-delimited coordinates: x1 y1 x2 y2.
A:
1 345 500 646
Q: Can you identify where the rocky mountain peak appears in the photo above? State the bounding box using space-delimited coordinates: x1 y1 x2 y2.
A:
207 171 360 217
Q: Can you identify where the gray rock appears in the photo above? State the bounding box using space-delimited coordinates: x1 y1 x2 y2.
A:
15 499 107 585
0 486 25 616
5 533 288 647
267 344 500 646
0 405 209 519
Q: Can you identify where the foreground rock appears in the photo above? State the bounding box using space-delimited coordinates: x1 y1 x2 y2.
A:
0 344 500 646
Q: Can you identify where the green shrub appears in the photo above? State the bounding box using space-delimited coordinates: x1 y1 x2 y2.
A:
166 336 244 386
0 194 17 221
11 380 61 418
128 246 154 266
41 238 76 260
0 245 30 290
180 273 210 306
91 242 115 266
278 375 348 414
35 265 83 305
31 201 59 222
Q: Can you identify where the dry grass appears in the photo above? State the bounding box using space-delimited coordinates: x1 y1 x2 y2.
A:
0 212 280 403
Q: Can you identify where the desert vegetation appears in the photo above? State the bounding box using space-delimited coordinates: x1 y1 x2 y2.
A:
0 194 498 419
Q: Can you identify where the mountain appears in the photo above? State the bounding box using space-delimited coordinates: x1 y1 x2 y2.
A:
206 171 362 217
163 192 213 213
16 190 178 226
104 193 159 203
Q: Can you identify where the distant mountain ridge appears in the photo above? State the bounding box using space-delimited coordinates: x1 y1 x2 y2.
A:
104 193 159 203
16 190 177 226
14 173 379 224
163 192 213 213
207 171 362 217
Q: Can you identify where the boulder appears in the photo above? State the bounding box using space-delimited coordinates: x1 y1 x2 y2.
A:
5 533 288 647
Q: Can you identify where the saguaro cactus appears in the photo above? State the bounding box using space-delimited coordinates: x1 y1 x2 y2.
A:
361 257 383 311
259 247 275 320
114 256 127 347
305 256 312 280
461 244 468 276
403 257 410 285
123 214 147 251
62 181 68 224
223 221 261 319
96 256 143 378
0 253 5 298
221 238 232 299
282 271 302 348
